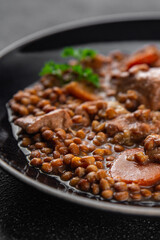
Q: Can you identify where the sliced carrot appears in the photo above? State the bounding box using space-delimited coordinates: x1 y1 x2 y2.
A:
64 82 98 101
111 148 160 186
126 45 159 70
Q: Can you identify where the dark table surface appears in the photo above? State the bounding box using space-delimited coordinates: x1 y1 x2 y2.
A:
1 1 160 239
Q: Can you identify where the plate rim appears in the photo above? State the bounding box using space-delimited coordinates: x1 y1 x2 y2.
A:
1 11 160 56
0 158 159 217
1 12 160 216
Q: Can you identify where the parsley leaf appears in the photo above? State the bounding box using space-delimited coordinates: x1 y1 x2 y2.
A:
39 61 99 88
40 47 99 87
61 47 97 61
72 65 99 87
39 61 69 77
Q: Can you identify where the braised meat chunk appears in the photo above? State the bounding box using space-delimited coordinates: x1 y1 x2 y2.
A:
105 109 160 143
15 109 72 134
113 67 160 110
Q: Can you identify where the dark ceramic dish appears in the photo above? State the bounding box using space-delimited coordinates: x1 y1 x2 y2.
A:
1 13 160 216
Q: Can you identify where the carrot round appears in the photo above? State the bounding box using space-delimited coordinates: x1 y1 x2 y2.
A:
126 45 159 70
111 148 160 186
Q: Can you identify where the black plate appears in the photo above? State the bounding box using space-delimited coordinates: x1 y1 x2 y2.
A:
1 13 160 216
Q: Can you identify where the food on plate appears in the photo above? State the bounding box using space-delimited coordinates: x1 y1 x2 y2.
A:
9 45 160 202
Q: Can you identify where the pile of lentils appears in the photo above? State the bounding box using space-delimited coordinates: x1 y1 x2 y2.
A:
8 76 160 203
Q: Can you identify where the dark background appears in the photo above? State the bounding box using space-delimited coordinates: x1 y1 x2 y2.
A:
1 1 160 239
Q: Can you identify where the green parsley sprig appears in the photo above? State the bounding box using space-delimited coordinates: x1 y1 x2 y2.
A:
61 47 97 61
40 47 99 88
71 64 99 87
39 61 69 77
39 61 99 88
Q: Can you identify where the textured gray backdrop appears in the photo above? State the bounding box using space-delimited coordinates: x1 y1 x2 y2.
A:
1 0 160 50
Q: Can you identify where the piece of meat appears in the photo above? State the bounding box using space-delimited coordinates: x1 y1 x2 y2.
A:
111 148 160 186
113 67 160 110
105 110 160 142
126 45 159 70
15 109 72 134
144 134 160 162
64 82 98 101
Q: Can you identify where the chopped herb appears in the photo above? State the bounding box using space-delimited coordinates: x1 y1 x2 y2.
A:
40 47 99 87
61 47 97 61
39 61 99 88
72 65 99 87
39 61 69 77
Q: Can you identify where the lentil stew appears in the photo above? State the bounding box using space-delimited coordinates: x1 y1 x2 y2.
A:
8 45 160 203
